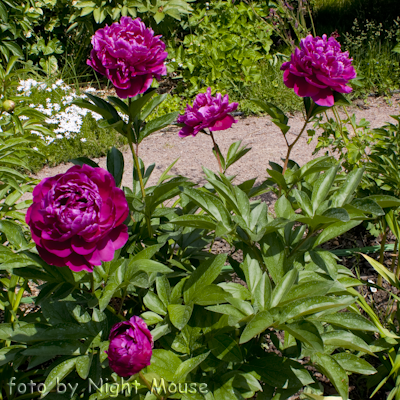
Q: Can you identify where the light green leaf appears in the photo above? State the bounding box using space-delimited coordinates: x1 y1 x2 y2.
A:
240 311 274 344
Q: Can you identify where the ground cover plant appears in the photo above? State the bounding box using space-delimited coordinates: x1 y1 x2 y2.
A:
3 12 400 400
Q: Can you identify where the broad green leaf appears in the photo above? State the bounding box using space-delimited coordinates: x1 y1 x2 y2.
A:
173 352 210 382
141 93 168 121
350 198 384 216
260 233 286 284
106 147 124 187
330 168 364 207
293 189 313 216
182 187 232 229
209 334 242 362
168 304 193 330
240 311 274 344
312 353 348 400
313 220 362 248
139 112 179 142
273 296 355 323
321 330 374 354
156 275 170 307
280 281 332 305
184 254 227 304
69 157 99 168
310 312 377 332
275 196 295 219
128 259 173 276
171 214 217 230
254 272 272 311
75 355 91 379
283 320 323 352
271 269 298 308
0 220 28 249
144 291 167 315
367 195 400 209
311 166 339 213
41 358 77 397
148 349 182 381
332 353 377 375
22 340 86 356
242 255 263 297
192 284 231 306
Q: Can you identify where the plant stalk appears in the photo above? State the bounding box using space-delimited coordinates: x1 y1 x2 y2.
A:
127 98 152 236
282 101 314 175
209 130 223 174
139 371 165 400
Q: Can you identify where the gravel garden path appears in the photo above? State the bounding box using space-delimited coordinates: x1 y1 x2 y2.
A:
34 95 400 191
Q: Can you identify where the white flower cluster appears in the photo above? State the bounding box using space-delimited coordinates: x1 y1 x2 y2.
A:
17 79 101 145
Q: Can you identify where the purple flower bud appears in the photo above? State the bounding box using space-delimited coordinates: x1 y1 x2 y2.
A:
26 165 129 272
87 17 168 99
106 316 153 377
177 88 238 138
281 34 356 107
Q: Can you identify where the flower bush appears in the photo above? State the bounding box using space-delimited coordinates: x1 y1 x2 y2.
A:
1 17 398 400
26 164 129 272
281 34 356 106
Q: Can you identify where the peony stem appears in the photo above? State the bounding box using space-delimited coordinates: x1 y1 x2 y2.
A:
332 106 348 145
127 99 146 199
282 100 314 176
139 371 165 400
127 98 152 237
342 105 358 137
208 131 224 174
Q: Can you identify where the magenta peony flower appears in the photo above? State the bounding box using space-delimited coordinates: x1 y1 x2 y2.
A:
26 165 129 272
177 87 238 138
87 17 167 99
106 316 153 377
280 34 356 107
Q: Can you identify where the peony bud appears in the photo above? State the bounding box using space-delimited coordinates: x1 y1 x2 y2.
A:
106 316 153 377
2 100 15 112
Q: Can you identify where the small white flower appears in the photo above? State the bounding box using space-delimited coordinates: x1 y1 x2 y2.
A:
171 58 176 62
80 138 87 142
46 88 52 92
85 87 96 93
56 134 63 139
33 147 39 151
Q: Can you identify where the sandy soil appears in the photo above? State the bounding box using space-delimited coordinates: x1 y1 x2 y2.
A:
33 95 400 190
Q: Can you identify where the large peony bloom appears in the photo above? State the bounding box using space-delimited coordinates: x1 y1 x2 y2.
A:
281 34 356 107
106 316 153 377
177 88 238 138
26 165 129 272
87 17 167 99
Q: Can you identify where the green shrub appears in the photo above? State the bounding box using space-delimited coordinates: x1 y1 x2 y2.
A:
167 0 273 97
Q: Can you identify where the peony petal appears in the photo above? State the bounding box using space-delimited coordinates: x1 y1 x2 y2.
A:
41 239 73 257
37 245 66 268
71 237 97 256
65 253 94 272
108 224 129 251
311 88 335 107
209 115 237 131
294 77 320 98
